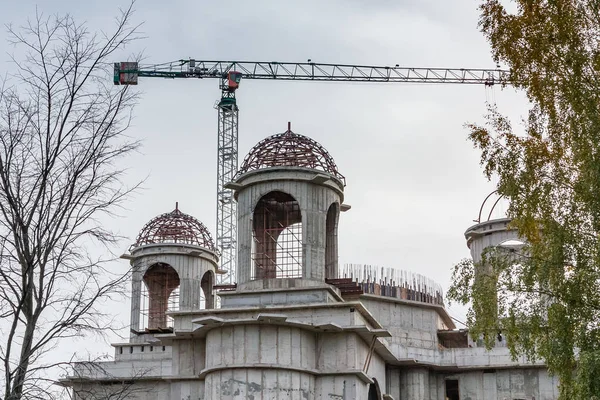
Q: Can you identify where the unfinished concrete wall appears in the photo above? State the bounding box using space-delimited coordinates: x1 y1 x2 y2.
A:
445 369 558 400
171 339 206 376
465 218 520 264
170 381 205 400
204 369 315 399
314 375 370 399
386 368 431 400
233 168 344 285
205 324 316 370
203 324 315 398
72 381 170 400
387 368 558 400
360 297 443 352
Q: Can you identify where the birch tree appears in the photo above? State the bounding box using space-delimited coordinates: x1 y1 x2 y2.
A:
448 1 600 398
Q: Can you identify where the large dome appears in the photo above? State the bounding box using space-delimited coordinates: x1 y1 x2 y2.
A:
237 124 345 184
133 203 216 250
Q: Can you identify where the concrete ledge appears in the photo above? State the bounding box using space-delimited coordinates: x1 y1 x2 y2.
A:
231 167 345 200
233 277 342 292
125 242 219 266
359 294 455 330
169 301 383 329
199 363 373 384
219 284 345 308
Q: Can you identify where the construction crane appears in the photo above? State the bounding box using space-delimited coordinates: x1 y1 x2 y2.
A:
113 59 510 287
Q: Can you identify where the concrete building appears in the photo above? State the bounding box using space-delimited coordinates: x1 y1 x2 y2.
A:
63 127 559 399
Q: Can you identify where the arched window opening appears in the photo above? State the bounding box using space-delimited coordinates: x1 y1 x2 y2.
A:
252 191 302 279
140 263 180 331
201 270 214 309
368 379 382 400
325 203 339 279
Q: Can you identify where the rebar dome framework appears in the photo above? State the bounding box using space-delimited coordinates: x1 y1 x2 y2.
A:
238 124 345 184
133 204 216 250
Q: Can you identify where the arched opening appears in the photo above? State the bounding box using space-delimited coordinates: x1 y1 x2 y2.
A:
368 378 382 400
325 202 339 279
140 263 180 331
201 270 214 309
252 191 302 279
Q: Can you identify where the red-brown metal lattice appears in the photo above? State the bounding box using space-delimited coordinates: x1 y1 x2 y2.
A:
133 203 216 250
238 123 345 185
140 263 180 330
252 192 303 279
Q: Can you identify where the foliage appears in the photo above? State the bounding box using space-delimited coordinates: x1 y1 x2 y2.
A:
0 3 141 399
448 1 600 398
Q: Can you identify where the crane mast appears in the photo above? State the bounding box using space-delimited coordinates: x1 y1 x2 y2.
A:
215 71 240 286
114 59 509 287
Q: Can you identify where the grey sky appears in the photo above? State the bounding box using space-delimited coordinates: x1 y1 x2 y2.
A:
0 0 528 354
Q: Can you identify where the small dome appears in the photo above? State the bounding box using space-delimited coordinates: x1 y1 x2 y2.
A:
133 203 216 250
238 123 345 184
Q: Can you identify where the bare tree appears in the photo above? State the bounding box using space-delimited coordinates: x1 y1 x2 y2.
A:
0 3 142 399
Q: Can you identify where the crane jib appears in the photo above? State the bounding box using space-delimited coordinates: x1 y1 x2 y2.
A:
111 58 510 286
113 61 510 86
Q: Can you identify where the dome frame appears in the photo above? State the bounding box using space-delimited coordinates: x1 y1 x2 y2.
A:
133 204 216 251
237 125 345 185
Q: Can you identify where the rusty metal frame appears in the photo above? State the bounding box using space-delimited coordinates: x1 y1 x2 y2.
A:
133 204 216 250
139 263 180 331
475 189 506 223
238 126 346 185
252 192 303 280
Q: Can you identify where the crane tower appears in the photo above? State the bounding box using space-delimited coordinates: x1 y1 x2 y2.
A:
215 69 242 285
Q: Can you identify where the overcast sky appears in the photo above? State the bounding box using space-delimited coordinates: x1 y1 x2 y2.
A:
0 0 528 353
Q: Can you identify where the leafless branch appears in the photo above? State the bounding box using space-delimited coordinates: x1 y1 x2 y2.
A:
0 2 143 399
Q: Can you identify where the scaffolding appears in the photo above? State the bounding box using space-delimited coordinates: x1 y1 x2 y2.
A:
139 263 180 331
252 192 303 279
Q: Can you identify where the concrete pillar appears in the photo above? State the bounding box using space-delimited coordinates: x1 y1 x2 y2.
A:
129 268 142 337
201 271 214 309
403 368 429 400
325 202 339 279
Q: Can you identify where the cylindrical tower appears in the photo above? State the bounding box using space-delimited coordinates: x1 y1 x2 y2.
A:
125 204 219 342
465 218 521 263
465 191 522 263
230 124 346 290
464 193 523 324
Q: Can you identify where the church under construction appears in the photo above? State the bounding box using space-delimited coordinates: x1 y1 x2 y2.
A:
62 126 559 399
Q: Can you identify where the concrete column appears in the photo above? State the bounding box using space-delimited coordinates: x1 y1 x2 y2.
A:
178 278 200 311
201 271 214 309
403 368 429 400
325 203 339 279
129 268 142 336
